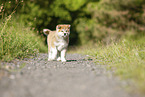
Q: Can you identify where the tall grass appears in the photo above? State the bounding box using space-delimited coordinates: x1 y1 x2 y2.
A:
0 16 47 61
74 36 145 93
96 38 145 93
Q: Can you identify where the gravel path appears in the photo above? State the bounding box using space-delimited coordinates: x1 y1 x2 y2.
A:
0 53 137 97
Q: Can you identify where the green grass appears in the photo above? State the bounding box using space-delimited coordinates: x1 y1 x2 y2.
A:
73 36 145 94
0 15 47 61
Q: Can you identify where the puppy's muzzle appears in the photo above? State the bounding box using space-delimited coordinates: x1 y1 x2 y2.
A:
64 33 67 36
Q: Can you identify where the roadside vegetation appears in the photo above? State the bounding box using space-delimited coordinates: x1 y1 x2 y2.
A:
72 36 145 94
0 15 47 61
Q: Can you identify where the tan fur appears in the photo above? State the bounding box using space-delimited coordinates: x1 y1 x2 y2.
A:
47 31 57 51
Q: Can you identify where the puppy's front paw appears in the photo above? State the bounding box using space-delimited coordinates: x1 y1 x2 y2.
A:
61 59 66 62
48 58 51 61
57 57 61 61
48 58 53 61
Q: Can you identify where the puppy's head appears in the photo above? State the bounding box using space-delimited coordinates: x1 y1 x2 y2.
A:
56 24 71 38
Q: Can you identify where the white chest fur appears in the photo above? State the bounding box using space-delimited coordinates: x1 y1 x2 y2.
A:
54 38 68 51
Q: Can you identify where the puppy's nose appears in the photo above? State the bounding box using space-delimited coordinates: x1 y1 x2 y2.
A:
64 33 67 36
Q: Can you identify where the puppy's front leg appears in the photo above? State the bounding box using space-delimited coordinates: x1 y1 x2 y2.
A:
60 49 67 62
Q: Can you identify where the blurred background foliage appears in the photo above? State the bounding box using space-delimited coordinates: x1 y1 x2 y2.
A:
0 0 145 45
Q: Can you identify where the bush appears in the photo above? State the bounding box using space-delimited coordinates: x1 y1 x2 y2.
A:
1 0 145 45
75 0 145 45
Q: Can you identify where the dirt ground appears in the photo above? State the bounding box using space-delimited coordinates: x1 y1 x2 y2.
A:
0 53 139 97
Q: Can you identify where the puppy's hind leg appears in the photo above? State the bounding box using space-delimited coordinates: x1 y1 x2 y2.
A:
51 47 58 61
48 51 52 61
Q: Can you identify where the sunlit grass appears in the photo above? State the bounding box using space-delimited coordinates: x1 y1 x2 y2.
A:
73 36 145 94
0 16 47 61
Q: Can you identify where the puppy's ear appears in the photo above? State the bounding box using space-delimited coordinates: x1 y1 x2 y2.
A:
56 25 61 29
43 29 51 35
68 25 71 27
68 25 71 29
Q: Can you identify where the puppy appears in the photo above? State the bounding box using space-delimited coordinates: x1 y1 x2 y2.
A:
43 24 71 62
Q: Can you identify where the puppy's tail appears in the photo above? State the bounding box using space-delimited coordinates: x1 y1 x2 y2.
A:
43 29 51 35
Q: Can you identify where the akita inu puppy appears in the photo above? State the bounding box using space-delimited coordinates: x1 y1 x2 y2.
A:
43 24 71 62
